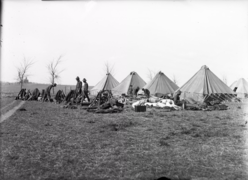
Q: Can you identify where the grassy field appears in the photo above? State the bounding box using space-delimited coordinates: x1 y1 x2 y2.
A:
0 97 248 180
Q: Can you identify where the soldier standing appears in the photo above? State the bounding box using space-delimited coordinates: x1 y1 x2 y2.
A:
83 78 90 102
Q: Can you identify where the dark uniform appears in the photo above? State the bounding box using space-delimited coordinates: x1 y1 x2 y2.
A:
134 87 140 97
142 88 150 98
173 91 182 106
83 79 90 102
43 84 56 102
128 85 133 97
28 88 40 101
75 80 82 97
16 88 26 100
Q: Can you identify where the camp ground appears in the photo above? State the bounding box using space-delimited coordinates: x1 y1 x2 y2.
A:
1 64 248 180
2 1 248 180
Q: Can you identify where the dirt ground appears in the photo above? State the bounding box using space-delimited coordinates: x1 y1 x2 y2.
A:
0 97 248 180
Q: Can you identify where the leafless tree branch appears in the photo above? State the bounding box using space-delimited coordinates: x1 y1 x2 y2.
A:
103 61 115 75
146 68 156 82
222 75 228 85
47 56 65 93
172 74 178 85
15 57 35 90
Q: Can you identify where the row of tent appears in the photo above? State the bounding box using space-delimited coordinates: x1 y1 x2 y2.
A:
90 65 248 102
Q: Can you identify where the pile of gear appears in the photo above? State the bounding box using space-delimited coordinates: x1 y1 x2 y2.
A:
86 90 124 113
181 98 228 111
132 96 181 111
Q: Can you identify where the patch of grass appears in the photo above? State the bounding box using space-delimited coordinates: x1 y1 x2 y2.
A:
0 101 247 180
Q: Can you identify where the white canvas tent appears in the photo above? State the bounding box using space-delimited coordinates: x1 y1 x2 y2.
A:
138 71 178 97
230 78 248 98
90 73 119 95
112 71 146 96
176 65 236 102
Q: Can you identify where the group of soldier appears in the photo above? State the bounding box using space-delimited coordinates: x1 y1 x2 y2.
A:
73 76 90 103
16 83 57 102
126 85 183 106
16 76 90 104
127 85 151 99
16 75 184 108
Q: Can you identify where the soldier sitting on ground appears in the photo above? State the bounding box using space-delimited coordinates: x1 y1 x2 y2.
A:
54 90 65 104
28 88 40 101
16 88 26 100
24 89 31 100
142 88 150 99
173 90 183 106
64 89 75 103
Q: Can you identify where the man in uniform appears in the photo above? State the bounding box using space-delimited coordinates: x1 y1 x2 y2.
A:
75 76 82 98
83 78 90 102
142 88 150 99
28 88 40 101
128 85 133 98
173 90 182 106
134 86 140 98
43 83 57 102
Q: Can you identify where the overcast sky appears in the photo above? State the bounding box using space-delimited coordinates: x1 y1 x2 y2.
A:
1 0 248 86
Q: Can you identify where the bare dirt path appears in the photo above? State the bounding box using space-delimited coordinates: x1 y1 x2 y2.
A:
244 103 248 176
0 101 26 123
0 100 16 111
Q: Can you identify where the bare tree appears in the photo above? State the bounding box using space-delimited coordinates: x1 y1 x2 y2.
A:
47 55 65 94
172 74 178 85
146 68 156 81
16 57 35 90
103 61 115 75
222 75 228 85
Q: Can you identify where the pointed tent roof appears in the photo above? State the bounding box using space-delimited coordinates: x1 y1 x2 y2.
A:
230 78 248 94
112 71 146 95
177 65 235 95
90 73 119 95
138 71 179 96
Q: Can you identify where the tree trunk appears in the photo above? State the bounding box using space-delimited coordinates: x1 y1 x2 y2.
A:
52 77 54 94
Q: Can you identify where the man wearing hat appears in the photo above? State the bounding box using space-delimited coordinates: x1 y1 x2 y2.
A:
43 83 57 102
83 78 90 102
75 76 82 98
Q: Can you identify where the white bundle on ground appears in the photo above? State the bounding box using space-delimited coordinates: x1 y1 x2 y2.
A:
144 99 181 110
148 96 162 103
132 99 148 108
118 96 129 105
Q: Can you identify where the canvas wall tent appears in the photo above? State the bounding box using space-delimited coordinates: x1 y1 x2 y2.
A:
112 71 146 95
90 73 119 95
138 71 179 97
230 78 248 98
176 65 236 102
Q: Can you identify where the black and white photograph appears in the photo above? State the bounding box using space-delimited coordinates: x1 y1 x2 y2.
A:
1 0 248 179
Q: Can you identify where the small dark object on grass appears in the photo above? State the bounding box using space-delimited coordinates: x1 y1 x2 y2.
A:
155 177 172 180
135 105 146 112
44 123 52 126
237 106 241 109
87 120 95 123
19 108 27 111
